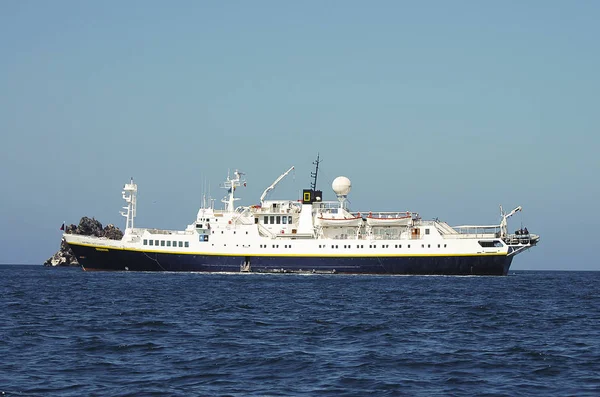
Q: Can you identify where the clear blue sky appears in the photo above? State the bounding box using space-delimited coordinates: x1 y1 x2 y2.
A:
1 1 598 269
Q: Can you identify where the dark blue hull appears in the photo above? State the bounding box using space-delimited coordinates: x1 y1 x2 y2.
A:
68 243 514 276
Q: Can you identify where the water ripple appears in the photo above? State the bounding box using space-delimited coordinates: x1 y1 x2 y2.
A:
1 266 600 396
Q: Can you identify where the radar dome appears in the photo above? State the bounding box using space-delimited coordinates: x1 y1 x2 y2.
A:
332 176 352 196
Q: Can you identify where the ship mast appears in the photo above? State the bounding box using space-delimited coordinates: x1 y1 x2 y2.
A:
120 178 137 231
222 170 245 212
310 153 321 190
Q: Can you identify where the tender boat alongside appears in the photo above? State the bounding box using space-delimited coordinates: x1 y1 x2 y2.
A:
63 157 539 275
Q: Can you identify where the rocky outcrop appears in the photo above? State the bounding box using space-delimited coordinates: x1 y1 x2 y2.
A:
44 217 124 267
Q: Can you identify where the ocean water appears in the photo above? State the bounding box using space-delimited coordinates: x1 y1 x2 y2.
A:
1 265 599 396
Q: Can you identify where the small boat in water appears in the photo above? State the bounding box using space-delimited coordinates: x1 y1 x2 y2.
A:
62 155 539 275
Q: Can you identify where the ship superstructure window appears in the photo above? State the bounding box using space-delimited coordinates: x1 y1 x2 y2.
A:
167 241 171 247
172 240 177 246
155 240 159 246
282 216 287 224
161 241 165 246
270 216 275 224
185 242 189 247
276 216 281 224
479 240 503 248
444 244 446 248
288 216 292 223
143 239 147 245
425 228 430 235
178 241 183 247
264 216 269 224
149 240 153 246
408 244 411 248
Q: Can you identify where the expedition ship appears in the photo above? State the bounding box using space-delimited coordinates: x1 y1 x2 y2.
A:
63 157 539 275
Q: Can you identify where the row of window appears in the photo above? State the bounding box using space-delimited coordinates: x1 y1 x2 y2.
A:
258 244 293 248
318 243 448 249
235 243 452 250
143 239 189 248
213 231 249 235
143 239 452 250
264 215 293 225
143 240 453 249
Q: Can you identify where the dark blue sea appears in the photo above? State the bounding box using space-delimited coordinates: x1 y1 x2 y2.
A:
1 265 599 396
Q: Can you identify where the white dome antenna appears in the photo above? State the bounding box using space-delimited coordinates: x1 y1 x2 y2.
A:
332 176 351 208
